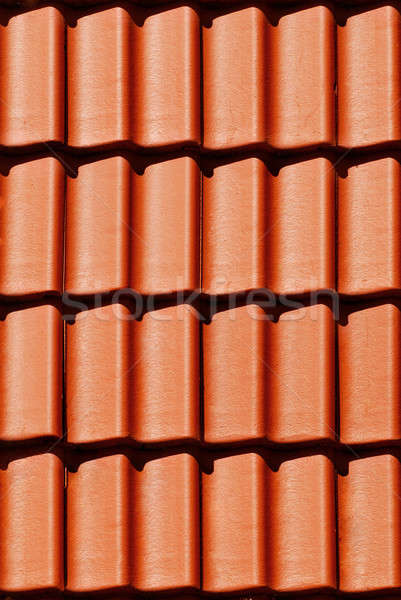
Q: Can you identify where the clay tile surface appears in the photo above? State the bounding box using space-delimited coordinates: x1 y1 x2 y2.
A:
67 454 131 592
0 7 64 147
131 157 200 295
267 5 335 150
132 453 200 591
202 6 267 151
203 305 267 444
66 304 131 445
202 453 268 593
132 5 200 149
68 5 200 149
265 157 335 295
65 156 131 295
266 304 335 444
0 454 64 592
66 303 199 445
2 0 401 596
337 5 401 148
339 304 401 444
0 305 62 441
268 455 336 592
338 157 401 295
0 157 64 297
338 455 401 592
203 156 334 295
202 158 268 295
131 305 200 444
204 304 334 444
67 7 131 149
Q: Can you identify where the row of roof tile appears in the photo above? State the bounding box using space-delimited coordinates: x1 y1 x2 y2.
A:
1 154 400 298
0 4 399 151
1 302 399 446
0 452 399 594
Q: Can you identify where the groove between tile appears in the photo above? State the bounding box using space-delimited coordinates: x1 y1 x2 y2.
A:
0 450 400 594
0 2 400 153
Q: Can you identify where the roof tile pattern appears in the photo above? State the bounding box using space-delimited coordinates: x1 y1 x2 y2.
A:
0 0 400 598
0 4 400 151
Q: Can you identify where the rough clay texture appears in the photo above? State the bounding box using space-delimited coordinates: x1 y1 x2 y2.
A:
0 2 399 597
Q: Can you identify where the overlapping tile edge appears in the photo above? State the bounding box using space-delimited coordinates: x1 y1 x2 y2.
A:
0 0 400 598
0 2 400 152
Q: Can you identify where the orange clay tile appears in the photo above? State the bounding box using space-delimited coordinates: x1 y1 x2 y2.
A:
337 5 401 148
268 455 336 592
132 5 200 148
266 304 335 444
131 157 199 295
0 7 64 147
132 454 199 592
267 5 335 150
266 158 335 295
65 157 130 295
66 304 131 445
67 455 131 592
203 305 267 444
0 454 64 592
338 455 401 592
67 7 131 148
132 305 200 444
338 158 401 295
202 7 267 151
0 305 62 441
202 159 268 295
202 453 268 593
0 158 64 297
339 304 401 444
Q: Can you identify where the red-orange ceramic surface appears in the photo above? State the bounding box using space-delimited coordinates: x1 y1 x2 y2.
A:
0 1 399 595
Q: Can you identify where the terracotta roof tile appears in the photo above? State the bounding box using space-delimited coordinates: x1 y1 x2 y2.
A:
266 305 335 444
265 157 335 295
65 156 131 295
68 6 200 149
131 453 200 592
0 157 64 297
204 305 267 444
202 452 268 592
68 453 199 593
204 304 334 444
338 157 401 295
339 304 401 444
268 455 336 592
0 305 62 441
0 451 400 593
66 303 199 445
0 454 64 592
337 5 401 148
67 454 131 592
131 6 200 149
203 6 267 151
338 454 401 592
66 304 132 445
67 7 131 149
131 156 200 295
131 305 200 444
0 7 64 147
266 5 335 150
202 158 267 295
1 1 400 596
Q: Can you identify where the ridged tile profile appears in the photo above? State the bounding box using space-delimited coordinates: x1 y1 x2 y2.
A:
0 3 400 151
66 303 199 445
1 0 401 597
204 304 334 444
